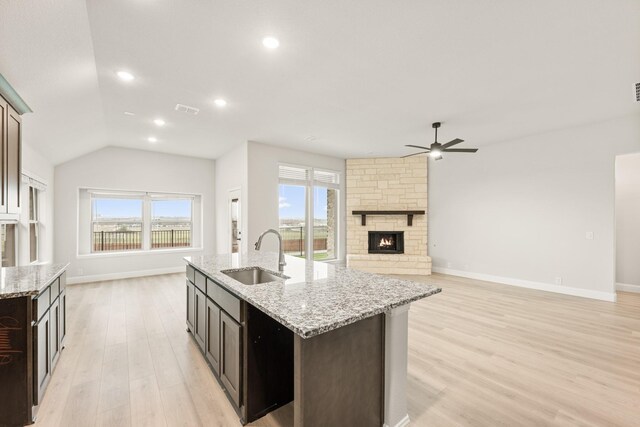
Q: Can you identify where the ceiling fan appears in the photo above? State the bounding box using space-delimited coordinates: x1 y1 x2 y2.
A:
403 122 478 160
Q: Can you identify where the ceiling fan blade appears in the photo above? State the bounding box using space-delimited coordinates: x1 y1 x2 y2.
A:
441 138 464 149
404 144 430 150
401 151 429 158
442 148 478 153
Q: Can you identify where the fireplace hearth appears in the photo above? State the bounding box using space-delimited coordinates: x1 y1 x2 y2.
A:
368 231 404 254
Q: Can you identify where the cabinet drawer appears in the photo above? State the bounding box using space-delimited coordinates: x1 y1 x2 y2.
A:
50 278 60 305
186 265 195 284
208 280 241 323
59 271 67 291
194 269 206 292
34 287 50 322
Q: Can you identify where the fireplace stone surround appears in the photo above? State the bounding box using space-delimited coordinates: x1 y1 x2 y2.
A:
346 156 432 276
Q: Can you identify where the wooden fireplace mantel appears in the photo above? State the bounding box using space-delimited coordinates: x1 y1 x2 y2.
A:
351 210 426 226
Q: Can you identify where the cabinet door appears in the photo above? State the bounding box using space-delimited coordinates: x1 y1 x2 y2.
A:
220 310 242 407
0 97 6 213
205 299 221 374
59 290 67 346
33 312 50 405
6 104 20 214
194 288 206 351
50 298 60 369
186 280 195 332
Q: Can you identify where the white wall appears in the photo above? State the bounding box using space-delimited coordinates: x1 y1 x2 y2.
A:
246 141 346 258
54 147 215 281
20 142 55 264
429 114 640 301
215 142 248 254
615 152 640 288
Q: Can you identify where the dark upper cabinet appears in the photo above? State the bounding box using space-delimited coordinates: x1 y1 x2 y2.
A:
205 299 221 375
220 310 242 407
0 94 21 216
194 288 206 351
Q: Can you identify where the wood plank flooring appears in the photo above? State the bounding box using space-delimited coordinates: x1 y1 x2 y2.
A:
33 273 640 427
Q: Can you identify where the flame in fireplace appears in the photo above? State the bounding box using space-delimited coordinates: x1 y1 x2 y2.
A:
379 237 394 248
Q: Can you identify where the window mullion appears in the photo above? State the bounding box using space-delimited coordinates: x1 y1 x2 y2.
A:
143 196 151 250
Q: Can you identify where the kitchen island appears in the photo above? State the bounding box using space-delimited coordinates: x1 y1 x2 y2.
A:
0 263 69 426
185 252 440 427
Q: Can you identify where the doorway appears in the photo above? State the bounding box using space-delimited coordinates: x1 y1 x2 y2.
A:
615 153 640 293
229 189 241 254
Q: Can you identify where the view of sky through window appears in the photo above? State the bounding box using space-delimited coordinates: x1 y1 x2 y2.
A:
279 185 328 220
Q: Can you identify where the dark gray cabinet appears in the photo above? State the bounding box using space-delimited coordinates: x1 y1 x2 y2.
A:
0 93 21 216
186 279 195 332
49 298 60 369
194 288 206 351
32 273 67 408
33 312 50 406
205 299 221 374
220 310 242 407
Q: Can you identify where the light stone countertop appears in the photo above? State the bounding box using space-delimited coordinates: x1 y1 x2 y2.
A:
185 252 441 338
0 263 69 299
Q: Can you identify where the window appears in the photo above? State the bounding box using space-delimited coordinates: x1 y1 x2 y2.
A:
278 165 339 261
151 198 192 249
89 190 196 253
92 196 143 252
29 186 39 263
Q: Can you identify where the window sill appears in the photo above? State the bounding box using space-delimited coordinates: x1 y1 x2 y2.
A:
77 247 204 259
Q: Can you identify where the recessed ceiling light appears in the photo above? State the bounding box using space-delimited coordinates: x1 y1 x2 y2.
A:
214 98 227 107
262 36 280 49
116 71 135 82
153 118 165 126
124 111 135 116
148 136 158 143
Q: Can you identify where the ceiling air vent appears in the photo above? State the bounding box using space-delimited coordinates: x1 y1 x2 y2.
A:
175 103 199 115
636 82 640 102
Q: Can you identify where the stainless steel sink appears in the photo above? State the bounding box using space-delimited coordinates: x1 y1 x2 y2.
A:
221 267 287 285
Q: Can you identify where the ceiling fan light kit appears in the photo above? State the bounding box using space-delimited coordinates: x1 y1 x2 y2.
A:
403 122 478 160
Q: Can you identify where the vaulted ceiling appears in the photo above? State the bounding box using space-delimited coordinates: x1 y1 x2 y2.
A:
1 0 639 165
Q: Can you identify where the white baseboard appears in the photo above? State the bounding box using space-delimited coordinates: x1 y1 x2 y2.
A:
384 414 410 427
616 282 640 293
67 266 185 285
432 267 617 302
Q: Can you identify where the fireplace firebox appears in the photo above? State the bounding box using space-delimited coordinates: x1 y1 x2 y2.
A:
368 231 404 254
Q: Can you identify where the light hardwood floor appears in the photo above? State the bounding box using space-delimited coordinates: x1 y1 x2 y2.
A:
33 273 640 427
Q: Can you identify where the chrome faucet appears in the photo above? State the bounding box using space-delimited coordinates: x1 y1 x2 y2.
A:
254 229 286 272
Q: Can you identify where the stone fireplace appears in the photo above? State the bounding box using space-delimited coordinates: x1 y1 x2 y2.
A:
346 156 432 275
369 231 404 254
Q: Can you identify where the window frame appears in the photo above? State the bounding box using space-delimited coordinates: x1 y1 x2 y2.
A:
278 163 340 262
29 186 39 263
149 195 194 250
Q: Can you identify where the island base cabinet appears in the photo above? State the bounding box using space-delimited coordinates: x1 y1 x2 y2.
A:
220 310 242 408
33 313 50 406
293 314 384 427
186 280 195 332
194 288 206 351
50 299 60 370
205 299 221 375
59 290 67 346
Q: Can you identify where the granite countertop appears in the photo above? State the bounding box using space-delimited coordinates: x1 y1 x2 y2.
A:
185 252 441 338
0 263 69 300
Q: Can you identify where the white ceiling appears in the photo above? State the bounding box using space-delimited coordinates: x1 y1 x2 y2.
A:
1 0 639 165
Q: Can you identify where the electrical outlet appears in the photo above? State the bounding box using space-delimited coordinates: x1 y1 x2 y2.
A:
446 262 452 268
78 268 83 276
555 276 563 286
586 231 594 240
